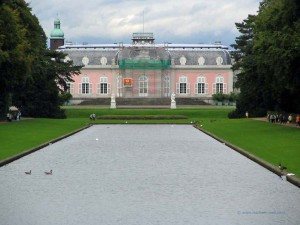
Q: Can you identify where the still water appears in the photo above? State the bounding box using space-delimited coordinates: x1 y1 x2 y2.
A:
0 125 300 225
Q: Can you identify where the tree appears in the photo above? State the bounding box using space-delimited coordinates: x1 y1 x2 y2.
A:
0 0 36 118
13 50 82 118
0 0 81 118
231 0 300 117
231 15 270 116
253 0 300 113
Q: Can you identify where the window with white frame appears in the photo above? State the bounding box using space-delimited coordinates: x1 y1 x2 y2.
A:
195 76 208 94
139 75 148 97
97 76 110 95
213 76 227 94
176 76 190 94
163 75 170 97
79 76 92 94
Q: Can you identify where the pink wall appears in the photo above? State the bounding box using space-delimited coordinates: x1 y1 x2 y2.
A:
174 70 230 95
71 68 232 96
73 70 113 95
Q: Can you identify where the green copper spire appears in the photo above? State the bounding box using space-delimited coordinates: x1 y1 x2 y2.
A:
50 18 64 39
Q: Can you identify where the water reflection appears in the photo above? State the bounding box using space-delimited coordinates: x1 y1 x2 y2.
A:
1 125 300 225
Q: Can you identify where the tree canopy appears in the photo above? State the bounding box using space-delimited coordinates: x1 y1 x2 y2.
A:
231 0 300 117
0 0 81 118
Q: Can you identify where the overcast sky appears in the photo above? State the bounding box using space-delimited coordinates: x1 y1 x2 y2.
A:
25 0 261 47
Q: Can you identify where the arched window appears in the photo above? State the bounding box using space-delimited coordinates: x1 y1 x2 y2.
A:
195 76 208 94
79 76 92 94
139 75 148 97
97 76 110 95
176 76 190 94
213 76 227 94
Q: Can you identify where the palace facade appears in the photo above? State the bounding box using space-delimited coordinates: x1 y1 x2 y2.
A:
50 19 234 104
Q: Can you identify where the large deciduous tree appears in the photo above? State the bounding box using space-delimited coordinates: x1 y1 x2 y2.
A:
14 50 81 118
231 0 300 117
0 0 81 119
0 0 35 118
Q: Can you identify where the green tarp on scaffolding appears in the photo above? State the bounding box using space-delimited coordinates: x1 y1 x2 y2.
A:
118 59 171 70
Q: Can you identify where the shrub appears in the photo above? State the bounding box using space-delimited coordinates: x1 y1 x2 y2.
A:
212 93 226 102
228 110 243 118
228 92 239 102
98 115 188 120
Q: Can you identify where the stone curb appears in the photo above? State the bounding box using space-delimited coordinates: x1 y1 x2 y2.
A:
194 125 300 188
0 124 92 167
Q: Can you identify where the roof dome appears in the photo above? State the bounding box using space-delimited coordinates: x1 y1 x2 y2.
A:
50 18 64 39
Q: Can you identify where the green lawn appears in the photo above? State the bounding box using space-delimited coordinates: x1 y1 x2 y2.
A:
199 118 300 177
0 118 87 160
1 107 299 178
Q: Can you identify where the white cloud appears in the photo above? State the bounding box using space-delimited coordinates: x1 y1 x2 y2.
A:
25 0 260 46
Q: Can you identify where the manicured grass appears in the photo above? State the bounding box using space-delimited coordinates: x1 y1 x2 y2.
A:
199 118 300 177
0 118 87 161
1 107 299 179
65 108 231 119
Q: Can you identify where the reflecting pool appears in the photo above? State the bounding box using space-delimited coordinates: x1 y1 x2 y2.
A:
1 125 300 225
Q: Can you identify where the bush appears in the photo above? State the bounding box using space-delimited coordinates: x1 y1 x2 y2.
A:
228 110 243 118
251 108 267 117
228 92 239 102
212 93 226 102
59 92 72 105
98 115 188 120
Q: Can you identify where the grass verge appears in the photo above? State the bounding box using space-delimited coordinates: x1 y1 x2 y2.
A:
0 118 87 161
196 118 300 178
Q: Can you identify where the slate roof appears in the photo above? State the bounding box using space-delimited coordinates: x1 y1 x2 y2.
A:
59 43 231 66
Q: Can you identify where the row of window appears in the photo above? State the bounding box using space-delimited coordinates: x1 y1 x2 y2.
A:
69 75 227 95
176 76 226 94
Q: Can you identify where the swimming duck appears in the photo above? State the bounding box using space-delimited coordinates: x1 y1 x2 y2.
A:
44 170 52 175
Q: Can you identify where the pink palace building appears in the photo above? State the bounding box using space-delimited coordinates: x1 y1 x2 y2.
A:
50 18 234 105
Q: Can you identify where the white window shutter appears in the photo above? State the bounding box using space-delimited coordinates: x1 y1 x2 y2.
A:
213 83 216 94
205 83 208 94
187 83 190 94
108 83 111 94
70 83 74 94
97 83 100 94
224 83 227 94
89 83 92 94
194 83 198 95
176 83 179 94
79 83 82 94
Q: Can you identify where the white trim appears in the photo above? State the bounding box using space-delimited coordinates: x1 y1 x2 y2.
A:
223 83 227 94
107 83 111 94
78 83 82 94
139 75 148 97
186 83 190 94
97 83 100 94
89 83 92 94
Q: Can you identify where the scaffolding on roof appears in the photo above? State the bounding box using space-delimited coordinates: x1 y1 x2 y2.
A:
117 46 171 70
